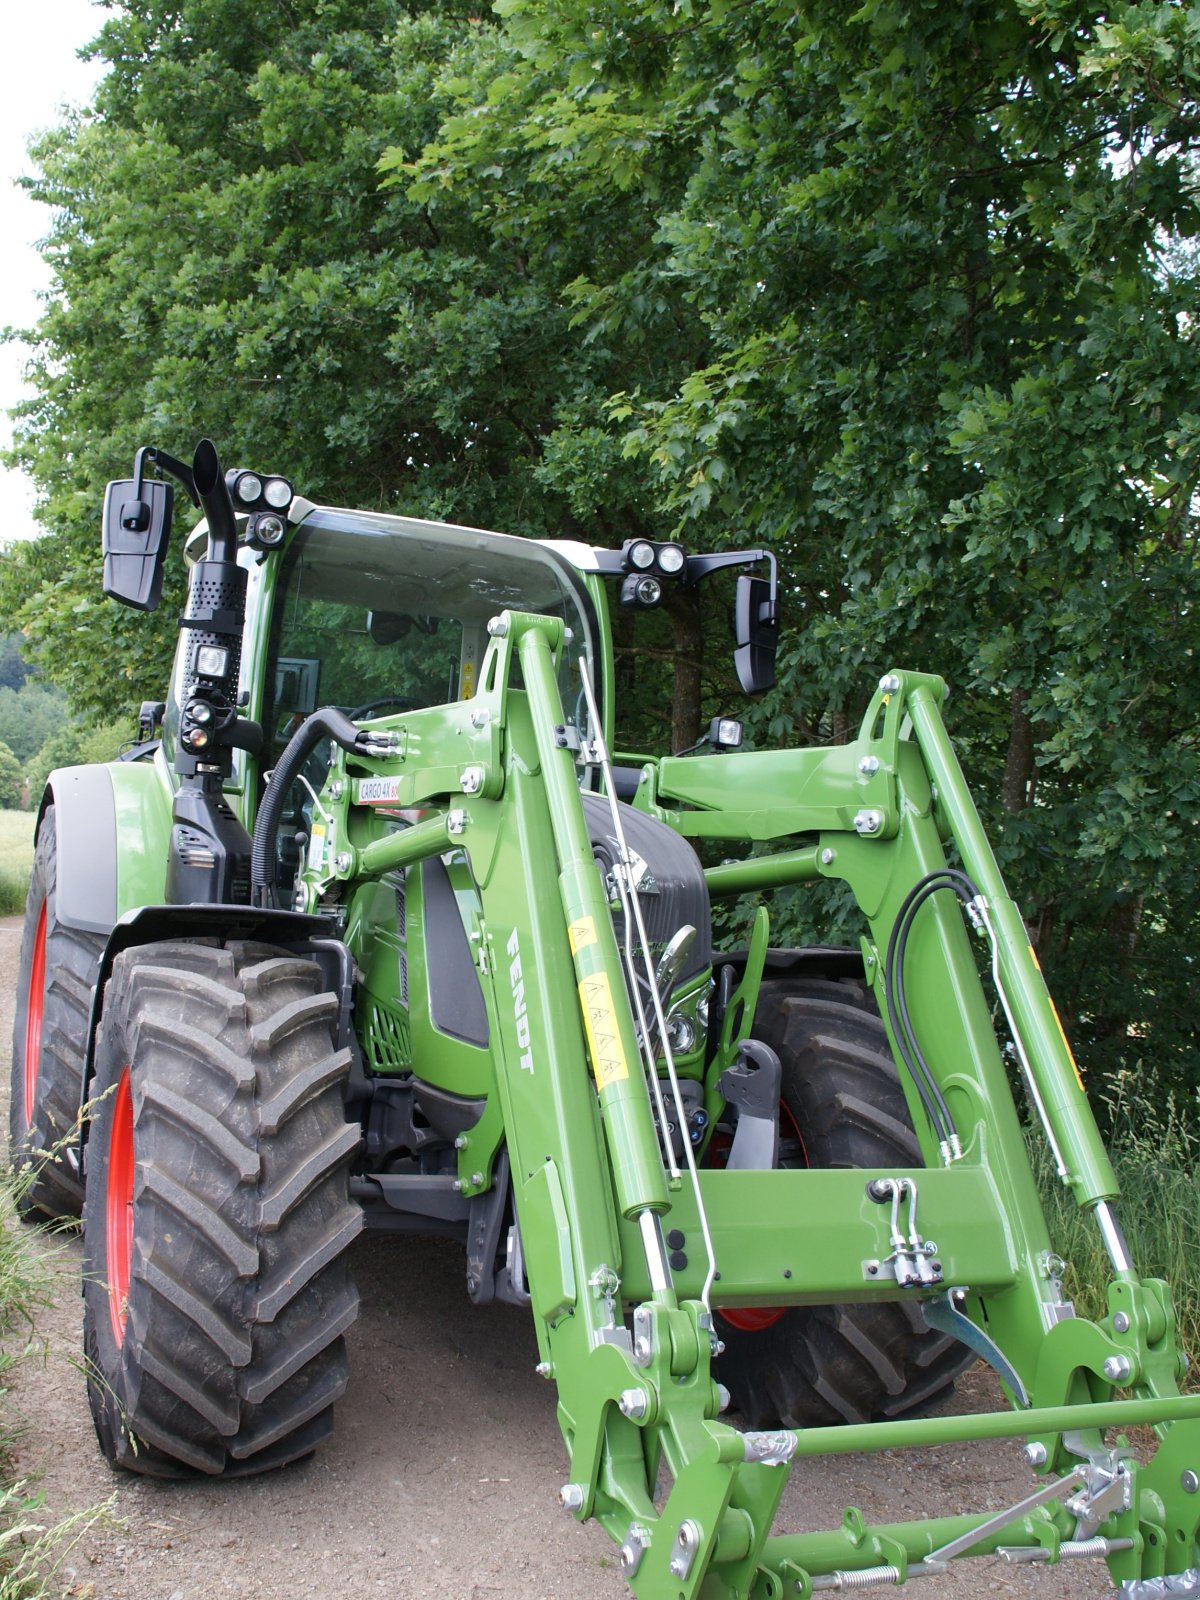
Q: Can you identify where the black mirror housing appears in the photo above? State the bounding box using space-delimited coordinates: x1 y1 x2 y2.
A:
733 573 779 694
102 476 173 611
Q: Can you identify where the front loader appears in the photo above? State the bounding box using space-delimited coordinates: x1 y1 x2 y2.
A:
10 438 1200 1597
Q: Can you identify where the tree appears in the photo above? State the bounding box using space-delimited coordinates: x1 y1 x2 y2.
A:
406 0 1200 1106
0 634 29 691
26 719 131 800
1 0 673 721
7 0 1200 1104
0 682 68 764
0 741 23 810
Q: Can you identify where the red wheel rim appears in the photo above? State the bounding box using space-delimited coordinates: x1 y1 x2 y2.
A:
716 1099 808 1336
22 899 48 1129
106 1068 135 1348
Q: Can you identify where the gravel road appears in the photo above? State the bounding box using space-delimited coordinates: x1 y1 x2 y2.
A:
0 911 1113 1600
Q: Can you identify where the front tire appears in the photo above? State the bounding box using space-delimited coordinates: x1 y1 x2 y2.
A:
82 940 362 1477
714 976 970 1428
9 806 104 1218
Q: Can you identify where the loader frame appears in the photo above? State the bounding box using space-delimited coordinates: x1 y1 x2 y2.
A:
291 605 1199 1600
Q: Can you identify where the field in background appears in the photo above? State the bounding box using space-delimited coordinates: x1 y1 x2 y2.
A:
0 812 33 917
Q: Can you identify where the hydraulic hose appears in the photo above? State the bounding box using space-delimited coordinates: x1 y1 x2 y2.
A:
883 868 982 1155
250 707 366 907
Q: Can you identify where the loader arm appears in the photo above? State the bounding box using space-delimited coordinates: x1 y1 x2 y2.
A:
301 623 1199 1600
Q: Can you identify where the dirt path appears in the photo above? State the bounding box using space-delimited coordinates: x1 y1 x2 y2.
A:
0 912 1112 1600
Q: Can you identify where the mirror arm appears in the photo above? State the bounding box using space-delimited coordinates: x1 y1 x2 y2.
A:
137 446 200 507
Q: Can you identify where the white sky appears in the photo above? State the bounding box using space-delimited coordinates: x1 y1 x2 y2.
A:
0 0 107 544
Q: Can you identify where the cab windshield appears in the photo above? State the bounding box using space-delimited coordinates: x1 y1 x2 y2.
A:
262 507 598 750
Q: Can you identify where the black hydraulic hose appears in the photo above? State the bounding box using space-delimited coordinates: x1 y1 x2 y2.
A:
250 707 366 907
883 868 981 1149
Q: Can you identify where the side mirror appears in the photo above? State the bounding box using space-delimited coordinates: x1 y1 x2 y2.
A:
733 574 779 694
102 458 173 611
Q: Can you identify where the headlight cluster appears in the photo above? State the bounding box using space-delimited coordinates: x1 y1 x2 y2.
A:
226 469 293 513
620 539 689 609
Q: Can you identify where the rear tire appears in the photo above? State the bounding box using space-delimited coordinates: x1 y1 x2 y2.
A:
82 940 362 1477
9 806 104 1219
714 976 970 1428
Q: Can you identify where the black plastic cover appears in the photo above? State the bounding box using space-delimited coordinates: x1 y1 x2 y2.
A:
102 477 173 611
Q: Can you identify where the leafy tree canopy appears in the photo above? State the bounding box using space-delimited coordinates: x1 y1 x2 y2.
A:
3 0 1199 1102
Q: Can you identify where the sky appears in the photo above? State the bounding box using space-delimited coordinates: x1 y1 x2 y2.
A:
0 0 107 543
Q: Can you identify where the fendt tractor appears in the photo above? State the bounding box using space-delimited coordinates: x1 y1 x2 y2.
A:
10 439 1200 1599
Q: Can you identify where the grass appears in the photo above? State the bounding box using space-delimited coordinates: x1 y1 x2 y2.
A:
0 1168 114 1596
0 813 34 918
1034 1073 1200 1376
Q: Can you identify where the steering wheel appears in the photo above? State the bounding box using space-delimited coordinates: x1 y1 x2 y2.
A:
347 695 422 720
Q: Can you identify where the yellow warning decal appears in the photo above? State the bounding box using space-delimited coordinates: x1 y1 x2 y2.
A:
568 916 597 955
1031 944 1085 1090
578 970 630 1090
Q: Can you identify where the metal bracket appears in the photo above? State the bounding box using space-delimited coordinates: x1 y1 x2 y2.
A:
1062 1431 1135 1538
718 1039 782 1170
863 1178 943 1288
919 1290 1030 1407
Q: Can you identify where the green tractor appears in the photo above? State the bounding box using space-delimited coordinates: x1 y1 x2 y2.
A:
10 439 1200 1595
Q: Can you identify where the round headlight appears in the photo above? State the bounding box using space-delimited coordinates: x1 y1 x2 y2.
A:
264 477 292 509
657 543 685 575
252 513 287 547
234 472 263 504
629 540 656 570
635 575 662 605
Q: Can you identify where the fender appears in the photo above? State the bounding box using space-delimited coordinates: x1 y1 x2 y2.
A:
38 765 119 936
41 754 174 934
79 904 346 1160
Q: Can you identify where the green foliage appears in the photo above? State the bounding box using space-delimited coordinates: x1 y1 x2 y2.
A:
1034 1075 1200 1373
24 720 130 803
0 746 22 813
0 687 66 768
7 0 1200 1108
0 1168 115 1594
0 639 28 695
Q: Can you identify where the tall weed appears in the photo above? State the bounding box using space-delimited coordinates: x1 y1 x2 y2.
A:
1033 1071 1200 1376
0 1171 114 1594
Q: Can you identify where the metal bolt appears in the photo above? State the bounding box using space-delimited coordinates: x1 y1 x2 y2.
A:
1023 1443 1048 1468
924 1241 938 1255
618 1388 648 1420
1112 1311 1131 1333
559 1483 585 1512
879 674 901 693
470 1171 484 1187
535 1361 553 1378
335 851 353 873
858 755 880 776
633 1336 652 1365
454 1135 467 1150
716 1383 731 1413
328 780 345 799
1103 1354 1132 1383
618 1526 649 1577
470 708 490 727
820 847 836 866
447 809 467 835
487 615 508 637
451 1179 463 1193
460 765 484 794
1182 1471 1199 1494
854 808 883 835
